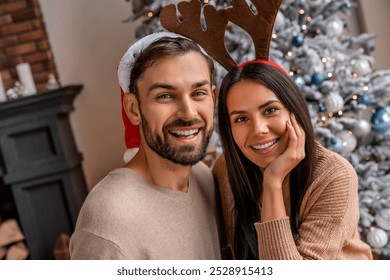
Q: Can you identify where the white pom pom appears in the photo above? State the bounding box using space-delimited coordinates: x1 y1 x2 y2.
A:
123 148 139 163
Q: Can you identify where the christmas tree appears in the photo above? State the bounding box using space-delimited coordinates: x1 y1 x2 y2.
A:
123 0 390 258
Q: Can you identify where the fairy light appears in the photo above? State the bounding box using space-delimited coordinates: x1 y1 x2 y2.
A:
299 9 305 15
272 33 277 39
352 95 358 100
329 112 334 118
322 57 327 63
204 0 209 3
363 86 369 91
321 116 327 122
289 71 294 76
307 16 312 22
287 51 293 57
327 72 333 78
302 24 307 31
147 11 153 17
338 110 343 116
316 28 321 34
352 73 358 78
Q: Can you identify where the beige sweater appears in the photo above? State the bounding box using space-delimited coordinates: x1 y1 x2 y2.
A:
70 162 220 260
212 142 373 260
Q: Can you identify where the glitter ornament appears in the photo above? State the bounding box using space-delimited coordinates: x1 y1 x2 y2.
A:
323 92 344 113
375 209 390 231
366 227 388 249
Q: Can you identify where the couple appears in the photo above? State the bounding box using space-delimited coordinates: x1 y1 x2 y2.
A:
69 32 372 260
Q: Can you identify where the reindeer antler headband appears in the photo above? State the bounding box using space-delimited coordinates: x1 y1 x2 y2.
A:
160 0 282 71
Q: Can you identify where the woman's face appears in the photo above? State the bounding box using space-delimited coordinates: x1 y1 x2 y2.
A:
226 79 291 170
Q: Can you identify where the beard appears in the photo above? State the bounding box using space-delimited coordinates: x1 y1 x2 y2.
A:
140 111 212 166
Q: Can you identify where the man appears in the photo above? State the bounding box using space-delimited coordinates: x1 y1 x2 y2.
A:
69 32 220 259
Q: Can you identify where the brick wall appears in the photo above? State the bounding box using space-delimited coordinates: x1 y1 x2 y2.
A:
0 0 58 93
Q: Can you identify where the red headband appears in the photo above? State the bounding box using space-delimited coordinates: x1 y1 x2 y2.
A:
238 59 287 74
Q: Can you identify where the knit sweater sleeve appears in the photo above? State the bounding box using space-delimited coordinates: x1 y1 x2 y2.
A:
255 148 359 259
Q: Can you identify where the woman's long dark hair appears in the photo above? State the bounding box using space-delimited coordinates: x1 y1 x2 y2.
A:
217 62 316 259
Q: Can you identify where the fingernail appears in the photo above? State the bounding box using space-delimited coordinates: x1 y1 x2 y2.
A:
287 120 292 126
291 113 296 119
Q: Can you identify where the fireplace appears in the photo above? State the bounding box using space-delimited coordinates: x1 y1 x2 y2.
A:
0 85 88 259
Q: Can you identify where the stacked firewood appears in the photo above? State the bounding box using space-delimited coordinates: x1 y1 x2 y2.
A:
0 219 29 260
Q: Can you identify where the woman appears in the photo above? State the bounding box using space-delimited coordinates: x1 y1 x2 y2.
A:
212 60 373 260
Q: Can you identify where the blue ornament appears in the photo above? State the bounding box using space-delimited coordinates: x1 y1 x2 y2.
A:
359 94 372 105
311 72 325 86
371 106 390 133
292 34 304 47
327 137 343 154
342 2 353 10
292 74 305 89
319 103 326 113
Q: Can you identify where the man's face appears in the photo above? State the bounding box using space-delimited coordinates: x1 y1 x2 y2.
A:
136 52 215 166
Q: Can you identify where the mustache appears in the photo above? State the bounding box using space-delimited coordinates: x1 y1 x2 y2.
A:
164 118 205 130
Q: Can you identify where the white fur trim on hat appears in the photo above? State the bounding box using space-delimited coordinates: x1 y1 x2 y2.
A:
118 32 185 93
123 147 139 163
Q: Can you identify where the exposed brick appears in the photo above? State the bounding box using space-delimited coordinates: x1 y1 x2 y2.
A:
31 19 42 29
24 51 49 64
0 70 11 80
0 35 18 48
0 22 33 36
6 42 37 56
12 9 36 22
33 71 49 83
36 82 47 93
0 14 12 25
0 1 27 15
0 57 23 69
38 39 49 51
30 63 43 72
19 30 45 42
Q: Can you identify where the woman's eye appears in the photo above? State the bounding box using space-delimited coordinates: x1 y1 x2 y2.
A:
234 116 248 123
265 107 279 115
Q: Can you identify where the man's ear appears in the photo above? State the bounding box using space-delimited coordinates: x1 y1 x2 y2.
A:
123 93 141 125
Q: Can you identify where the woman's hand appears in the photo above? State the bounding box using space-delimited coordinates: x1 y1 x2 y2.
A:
263 113 306 186
260 114 306 222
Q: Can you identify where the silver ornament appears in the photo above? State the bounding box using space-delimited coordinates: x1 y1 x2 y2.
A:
366 227 388 248
324 93 344 113
375 209 390 231
351 59 372 76
351 119 371 138
335 130 357 154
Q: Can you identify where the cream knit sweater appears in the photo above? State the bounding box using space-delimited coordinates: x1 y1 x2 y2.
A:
212 142 373 259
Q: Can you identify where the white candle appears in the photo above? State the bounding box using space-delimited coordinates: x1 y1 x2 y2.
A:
0 72 6 102
16 63 37 95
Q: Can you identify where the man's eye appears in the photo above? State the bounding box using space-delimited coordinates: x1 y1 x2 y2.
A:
193 91 206 97
156 94 171 99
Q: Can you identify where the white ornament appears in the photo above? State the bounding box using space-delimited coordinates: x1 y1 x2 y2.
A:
351 59 372 76
335 130 357 154
324 92 344 113
366 227 388 248
325 17 344 37
375 209 390 231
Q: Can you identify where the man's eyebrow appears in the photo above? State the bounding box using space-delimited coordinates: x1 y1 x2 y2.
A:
147 80 211 94
147 83 176 95
192 80 211 89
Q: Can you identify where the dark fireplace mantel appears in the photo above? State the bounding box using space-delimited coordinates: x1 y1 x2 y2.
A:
0 85 88 259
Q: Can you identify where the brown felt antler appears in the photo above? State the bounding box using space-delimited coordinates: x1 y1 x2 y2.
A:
160 0 236 71
160 0 282 71
225 0 282 61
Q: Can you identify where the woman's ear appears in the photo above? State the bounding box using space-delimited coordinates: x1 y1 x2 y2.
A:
123 94 140 125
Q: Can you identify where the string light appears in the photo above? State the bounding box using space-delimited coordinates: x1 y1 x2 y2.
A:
307 16 312 22
147 11 153 17
272 33 277 39
363 86 369 91
287 51 293 57
299 9 305 14
352 95 358 100
302 24 307 30
327 72 333 78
